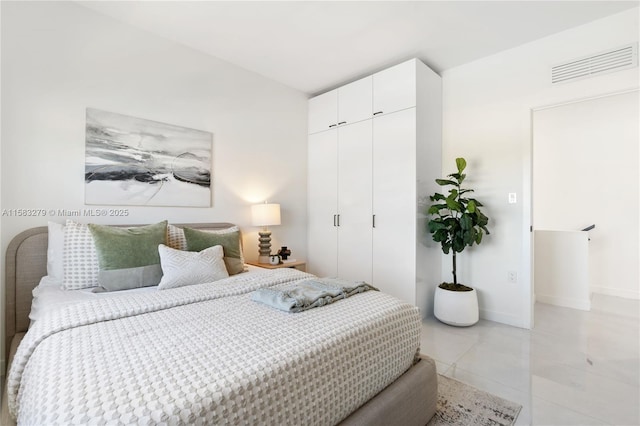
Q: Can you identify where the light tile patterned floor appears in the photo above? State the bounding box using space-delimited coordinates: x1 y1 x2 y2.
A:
420 294 640 426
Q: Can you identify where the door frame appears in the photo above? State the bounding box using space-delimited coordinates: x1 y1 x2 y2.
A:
526 88 639 328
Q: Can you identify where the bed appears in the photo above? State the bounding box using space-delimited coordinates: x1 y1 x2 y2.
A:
2 222 437 425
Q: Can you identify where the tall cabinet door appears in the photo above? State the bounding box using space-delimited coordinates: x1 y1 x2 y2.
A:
308 129 338 277
372 108 417 304
337 121 373 283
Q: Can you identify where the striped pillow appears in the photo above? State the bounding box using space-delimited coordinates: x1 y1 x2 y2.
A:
62 220 100 290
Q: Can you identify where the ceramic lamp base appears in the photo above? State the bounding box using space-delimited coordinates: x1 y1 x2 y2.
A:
258 230 272 263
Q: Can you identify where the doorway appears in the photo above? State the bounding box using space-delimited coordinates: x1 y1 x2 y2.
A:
531 90 639 318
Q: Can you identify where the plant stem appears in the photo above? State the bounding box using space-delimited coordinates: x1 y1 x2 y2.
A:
452 250 457 285
452 176 460 286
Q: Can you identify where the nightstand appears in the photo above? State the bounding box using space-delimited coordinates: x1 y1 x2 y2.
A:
247 260 306 272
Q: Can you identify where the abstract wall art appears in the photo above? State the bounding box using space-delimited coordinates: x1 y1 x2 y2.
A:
85 108 212 207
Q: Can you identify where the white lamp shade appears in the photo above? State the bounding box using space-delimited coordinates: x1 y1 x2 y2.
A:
251 203 281 226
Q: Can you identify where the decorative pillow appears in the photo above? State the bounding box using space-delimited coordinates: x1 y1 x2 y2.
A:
167 224 243 251
47 221 65 282
63 220 100 290
183 227 244 275
167 224 189 251
157 244 229 290
88 221 168 292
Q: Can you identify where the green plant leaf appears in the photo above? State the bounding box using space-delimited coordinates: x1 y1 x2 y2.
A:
460 214 472 230
444 217 459 228
456 158 467 173
452 237 465 253
431 193 446 201
445 198 462 211
436 179 457 186
468 200 477 213
433 229 449 242
476 210 489 226
442 242 451 254
428 204 447 215
464 227 477 245
428 220 446 232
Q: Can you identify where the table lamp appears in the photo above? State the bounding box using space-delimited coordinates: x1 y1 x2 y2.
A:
251 202 281 263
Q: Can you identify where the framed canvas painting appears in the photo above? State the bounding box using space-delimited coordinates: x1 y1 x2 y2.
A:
85 108 212 207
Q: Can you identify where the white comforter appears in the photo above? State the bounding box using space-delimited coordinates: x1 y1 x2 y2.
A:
8 268 421 425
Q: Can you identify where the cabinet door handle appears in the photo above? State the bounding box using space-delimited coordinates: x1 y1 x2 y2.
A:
337 214 340 227
338 121 347 125
373 214 376 228
333 214 337 227
329 124 337 128
373 111 383 116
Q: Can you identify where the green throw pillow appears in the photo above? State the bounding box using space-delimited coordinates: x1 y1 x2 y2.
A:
88 221 168 291
183 227 244 275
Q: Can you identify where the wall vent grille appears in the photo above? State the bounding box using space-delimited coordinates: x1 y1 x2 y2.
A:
551 44 638 84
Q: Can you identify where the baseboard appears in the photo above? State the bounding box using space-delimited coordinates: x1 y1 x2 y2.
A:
591 286 640 300
535 294 591 311
479 309 529 329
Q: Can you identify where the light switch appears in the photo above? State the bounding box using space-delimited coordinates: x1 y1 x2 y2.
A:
508 193 517 204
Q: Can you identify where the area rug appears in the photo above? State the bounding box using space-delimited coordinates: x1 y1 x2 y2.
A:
428 374 522 426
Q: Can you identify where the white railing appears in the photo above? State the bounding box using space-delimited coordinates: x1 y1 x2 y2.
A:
534 228 592 311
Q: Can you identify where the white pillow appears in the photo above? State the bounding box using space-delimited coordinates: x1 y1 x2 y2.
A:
167 224 246 265
47 221 65 282
62 220 99 290
158 244 229 290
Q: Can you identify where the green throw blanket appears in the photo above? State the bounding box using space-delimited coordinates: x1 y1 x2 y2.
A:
251 278 378 313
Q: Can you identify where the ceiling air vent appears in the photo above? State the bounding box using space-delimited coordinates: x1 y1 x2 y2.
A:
551 43 638 84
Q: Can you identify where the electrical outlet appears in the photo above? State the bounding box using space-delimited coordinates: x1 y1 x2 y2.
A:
508 193 517 204
508 271 517 283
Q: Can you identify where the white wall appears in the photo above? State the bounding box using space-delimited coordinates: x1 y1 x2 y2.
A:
533 91 639 301
1 1 308 362
1 0 308 248
441 8 639 328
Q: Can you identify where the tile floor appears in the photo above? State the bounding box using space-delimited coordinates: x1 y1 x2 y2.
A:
420 294 640 426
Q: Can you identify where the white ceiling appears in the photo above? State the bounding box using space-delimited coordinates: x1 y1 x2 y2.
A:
79 1 639 96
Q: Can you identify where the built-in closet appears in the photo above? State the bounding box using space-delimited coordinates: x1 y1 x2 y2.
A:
307 58 442 315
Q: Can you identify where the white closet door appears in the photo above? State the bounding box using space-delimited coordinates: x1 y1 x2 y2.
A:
337 121 373 283
372 109 417 304
372 59 416 116
338 76 372 126
308 129 338 277
308 89 338 134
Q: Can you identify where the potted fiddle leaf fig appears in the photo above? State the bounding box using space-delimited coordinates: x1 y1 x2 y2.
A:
428 157 490 326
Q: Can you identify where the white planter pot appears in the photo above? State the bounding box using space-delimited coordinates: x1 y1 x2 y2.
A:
434 286 479 326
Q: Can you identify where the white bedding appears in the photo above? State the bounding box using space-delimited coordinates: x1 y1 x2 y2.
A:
29 265 263 323
11 268 421 425
30 276 156 323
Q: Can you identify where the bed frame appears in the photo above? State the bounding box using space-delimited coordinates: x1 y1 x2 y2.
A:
3 223 437 425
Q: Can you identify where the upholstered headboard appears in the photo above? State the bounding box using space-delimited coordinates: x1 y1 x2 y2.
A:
4 222 236 362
